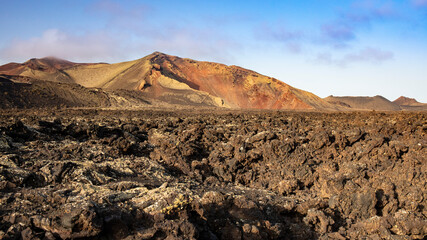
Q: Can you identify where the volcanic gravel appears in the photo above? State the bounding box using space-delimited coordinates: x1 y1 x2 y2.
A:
0 109 426 240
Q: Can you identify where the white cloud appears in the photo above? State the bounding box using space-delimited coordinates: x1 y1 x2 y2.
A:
87 0 240 63
0 29 124 63
315 47 394 66
412 0 427 7
143 26 240 63
90 0 149 31
0 25 240 65
343 47 394 63
0 0 241 65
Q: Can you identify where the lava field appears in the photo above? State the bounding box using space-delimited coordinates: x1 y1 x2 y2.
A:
0 109 426 239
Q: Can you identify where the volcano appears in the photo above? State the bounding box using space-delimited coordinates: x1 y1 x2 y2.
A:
0 52 341 110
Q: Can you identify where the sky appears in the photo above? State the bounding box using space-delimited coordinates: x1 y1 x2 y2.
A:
0 0 426 102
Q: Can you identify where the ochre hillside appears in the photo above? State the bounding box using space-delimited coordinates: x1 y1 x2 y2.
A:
0 52 340 110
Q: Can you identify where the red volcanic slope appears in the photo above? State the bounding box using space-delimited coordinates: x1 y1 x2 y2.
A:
143 53 335 110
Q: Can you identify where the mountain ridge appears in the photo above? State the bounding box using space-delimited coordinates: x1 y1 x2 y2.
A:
0 53 424 111
324 95 402 111
0 52 341 110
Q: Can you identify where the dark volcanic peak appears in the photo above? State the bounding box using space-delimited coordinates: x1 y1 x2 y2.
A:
144 51 171 60
151 51 166 56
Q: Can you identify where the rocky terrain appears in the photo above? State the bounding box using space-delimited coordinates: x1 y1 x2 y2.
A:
0 109 425 239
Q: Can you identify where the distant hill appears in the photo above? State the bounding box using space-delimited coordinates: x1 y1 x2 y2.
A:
393 96 418 105
324 95 401 111
393 96 427 111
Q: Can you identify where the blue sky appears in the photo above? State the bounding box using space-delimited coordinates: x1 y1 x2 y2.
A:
0 0 426 102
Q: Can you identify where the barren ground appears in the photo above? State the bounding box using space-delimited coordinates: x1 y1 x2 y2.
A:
0 109 426 239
